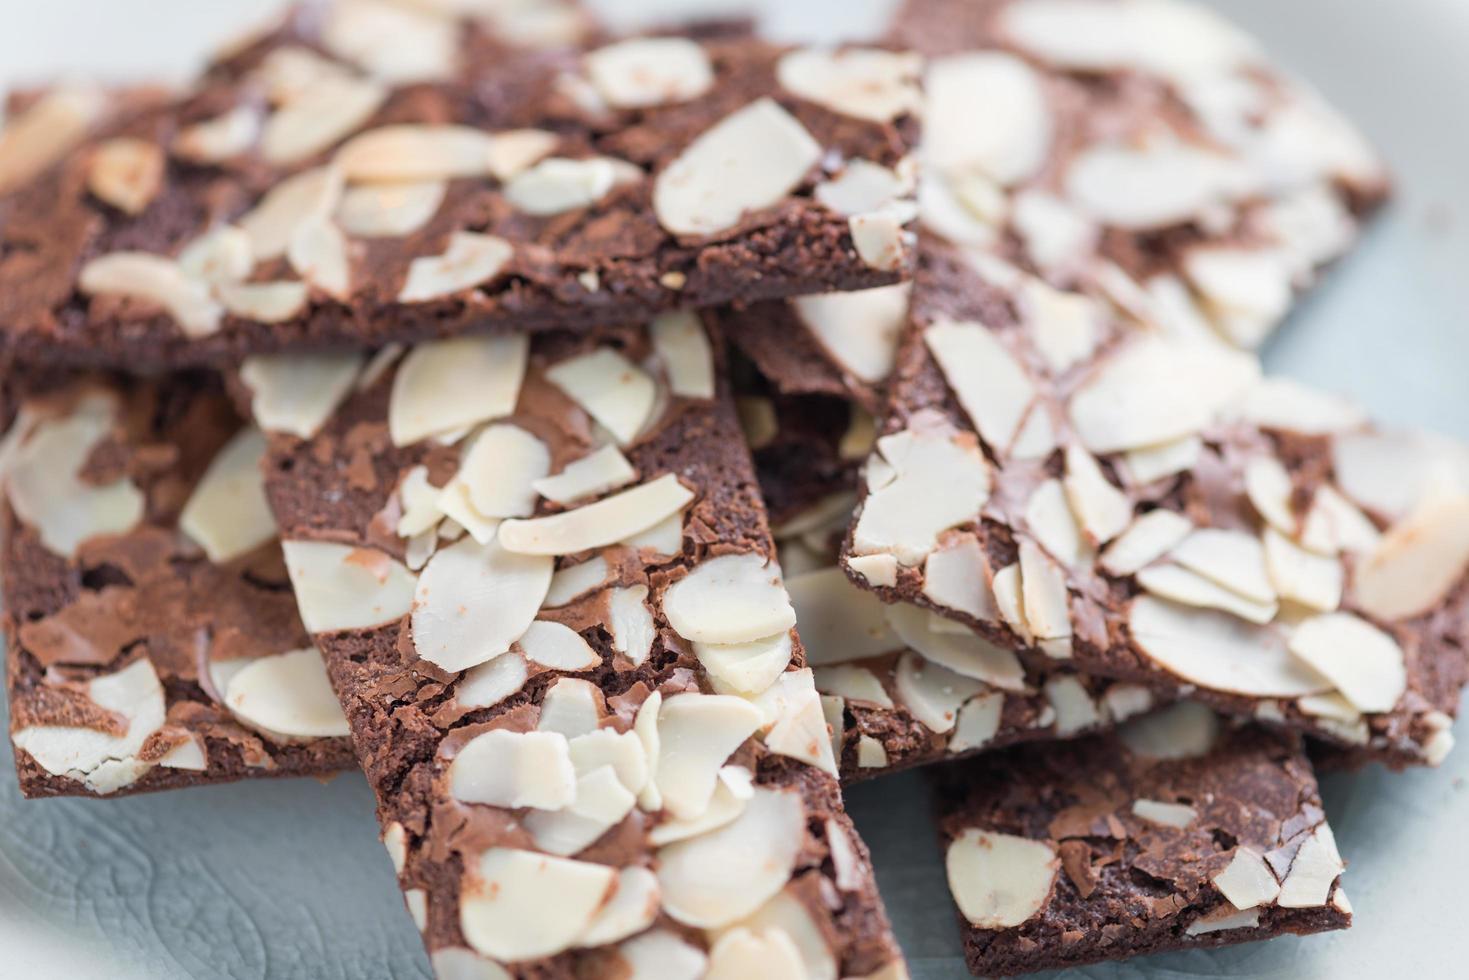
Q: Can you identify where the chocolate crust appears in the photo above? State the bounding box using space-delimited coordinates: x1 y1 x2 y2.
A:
2 372 356 798
931 719 1351 977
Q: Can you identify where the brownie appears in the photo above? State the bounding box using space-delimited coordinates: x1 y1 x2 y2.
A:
931 704 1352 976
1 372 356 797
257 321 905 978
0 0 919 370
885 0 1389 349
839 236 1468 767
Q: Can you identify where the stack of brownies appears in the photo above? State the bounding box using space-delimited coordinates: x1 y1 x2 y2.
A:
1 0 1465 976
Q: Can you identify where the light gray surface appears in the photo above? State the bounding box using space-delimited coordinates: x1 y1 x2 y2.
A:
2 2 1468 978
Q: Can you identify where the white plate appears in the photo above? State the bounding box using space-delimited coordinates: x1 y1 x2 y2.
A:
2 2 1467 978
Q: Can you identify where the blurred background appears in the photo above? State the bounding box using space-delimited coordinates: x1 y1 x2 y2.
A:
1 2 1467 978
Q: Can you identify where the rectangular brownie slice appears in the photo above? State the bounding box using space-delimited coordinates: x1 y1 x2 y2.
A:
839 235 1468 768
258 320 905 978
1 372 356 797
0 0 919 370
932 703 1351 976
887 0 1388 349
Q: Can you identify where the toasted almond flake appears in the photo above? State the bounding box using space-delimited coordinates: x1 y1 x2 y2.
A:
1301 485 1382 556
814 665 893 708
517 620 599 671
178 225 253 284
1186 904 1261 937
924 316 1035 453
240 351 363 439
87 137 165 215
922 533 999 621
543 556 609 608
389 334 527 446
157 736 207 772
947 829 1058 928
0 84 106 194
216 281 310 324
1066 139 1247 230
1286 612 1406 714
283 540 417 633
1012 190 1097 272
287 217 352 299
1101 509 1194 577
1244 455 1297 536
531 445 636 505
786 567 899 667
1129 596 1331 697
460 848 615 961
886 604 1025 690
696 633 793 697
1119 702 1220 759
1124 435 1203 484
1183 247 1294 348
1278 826 1344 908
816 159 905 216
663 552 796 646
11 658 165 793
992 562 1030 643
1043 675 1100 734
78 253 222 338
411 535 552 672
335 125 495 181
1170 528 1276 605
449 729 575 810
179 427 275 563
792 283 910 385
585 37 714 109
1132 798 1198 829
526 763 636 856
1025 479 1085 568
1137 563 1279 623
615 930 707 980
1063 445 1132 546
1213 848 1280 909
451 424 551 520
1227 377 1367 434
1019 540 1072 642
546 348 658 445
657 787 804 929
648 765 752 846
224 647 349 740
1069 336 1260 453
1263 528 1343 612
949 691 1005 752
924 52 1051 185
1353 488 1469 621
894 652 985 734
500 474 693 556
851 413 991 565
337 180 446 237
398 231 514 303
845 553 897 587
238 165 343 261
650 311 717 399
504 156 622 216
173 105 261 163
4 397 145 558
536 678 604 739
262 74 386 165
778 46 920 123
456 652 528 710
654 98 820 237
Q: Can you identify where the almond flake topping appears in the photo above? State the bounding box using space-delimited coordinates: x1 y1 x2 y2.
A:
545 347 658 445
335 124 497 181
499 474 693 556
224 647 350 740
946 829 1058 928
179 427 276 564
411 535 553 672
388 334 527 446
282 540 417 633
663 552 796 646
77 253 222 338
398 231 514 303
87 137 165 215
585 37 715 109
793 283 911 385
460 848 615 962
1287 612 1407 714
776 47 922 123
925 52 1052 186
651 311 716 399
336 180 446 237
240 351 364 439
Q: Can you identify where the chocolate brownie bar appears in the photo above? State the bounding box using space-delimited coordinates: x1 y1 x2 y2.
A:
932 703 1351 976
887 0 1388 349
840 236 1469 767
0 0 919 370
258 321 905 978
1 373 355 797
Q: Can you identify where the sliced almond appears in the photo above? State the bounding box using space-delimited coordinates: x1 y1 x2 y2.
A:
224 647 349 740
261 74 386 166
814 665 893 709
450 424 551 520
946 829 1058 928
321 0 458 82
656 787 804 929
652 693 763 820
846 553 898 587
77 252 221 338
287 217 352 299
1012 190 1097 273
949 691 1005 753
763 670 840 775
786 567 899 666
1136 563 1278 624
654 98 821 237
1063 445 1132 546
336 180 446 237
1183 247 1294 348
545 347 658 445
0 84 106 194
1286 612 1406 714
924 316 1035 453
663 552 796 646
727 886 839 980
1119 702 1220 760
1226 377 1366 434
1065 140 1245 230
607 585 657 667
1019 540 1072 641
398 231 514 302
486 128 560 182
894 652 986 734
1131 798 1198 829
1100 509 1194 577
499 474 693 556
177 225 253 284
460 848 616 961
792 283 910 385
336 125 496 181
525 764 636 856
1244 455 1297 536
885 604 1024 690
388 334 527 446
615 930 708 980
1024 479 1084 568
1263 528 1343 612
1129 596 1330 697
240 351 363 439
1170 528 1276 605
1043 675 1100 735
1331 430 1469 521
87 137 165 215
1353 489 1469 622
777 47 921 123
1186 905 1261 938
217 281 311 324
991 562 1030 643
696 633 793 697
577 866 661 946
543 557 609 608
449 729 575 810
924 52 1051 185
651 311 717 399
179 427 276 563
585 37 715 109
705 927 804 979
1212 848 1280 910
850 208 911 275
922 533 999 622
537 678 604 739
648 765 752 847
173 105 262 163
282 540 416 633
532 445 637 506
1124 435 1203 484
504 156 624 216
1301 485 1382 557
517 621 599 671
238 165 343 261
1277 825 1344 908
411 535 553 672
816 159 905 217
456 652 529 710
569 729 649 798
